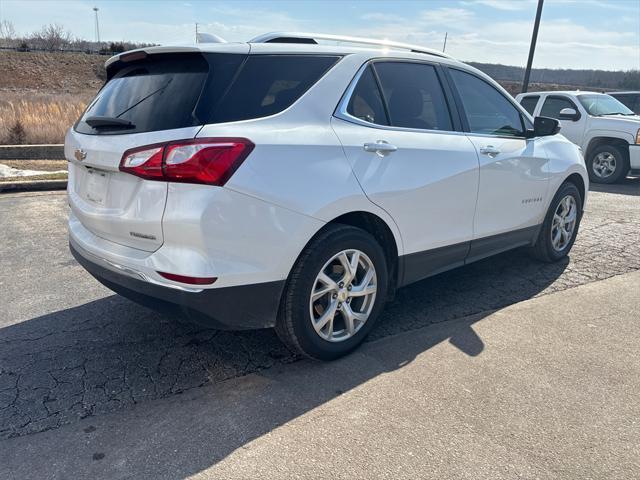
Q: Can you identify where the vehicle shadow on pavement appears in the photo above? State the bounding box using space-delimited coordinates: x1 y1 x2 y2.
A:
589 176 640 196
0 250 569 478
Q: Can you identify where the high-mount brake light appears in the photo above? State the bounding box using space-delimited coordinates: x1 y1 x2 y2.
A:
119 51 148 63
119 138 254 186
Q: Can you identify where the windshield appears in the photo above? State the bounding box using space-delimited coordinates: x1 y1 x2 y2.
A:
578 94 635 116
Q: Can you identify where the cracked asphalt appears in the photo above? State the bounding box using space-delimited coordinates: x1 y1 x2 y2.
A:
1 178 639 440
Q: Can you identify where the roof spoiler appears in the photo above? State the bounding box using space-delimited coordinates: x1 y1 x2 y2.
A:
196 33 227 44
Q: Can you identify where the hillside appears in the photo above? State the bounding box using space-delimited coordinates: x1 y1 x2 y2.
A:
1 50 637 95
470 62 639 91
0 51 104 93
0 50 637 144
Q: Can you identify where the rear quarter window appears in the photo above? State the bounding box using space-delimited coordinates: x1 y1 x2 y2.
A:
209 55 340 123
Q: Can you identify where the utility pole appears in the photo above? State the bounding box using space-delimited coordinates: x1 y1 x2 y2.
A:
442 32 448 53
522 0 543 93
93 7 100 47
195 22 199 43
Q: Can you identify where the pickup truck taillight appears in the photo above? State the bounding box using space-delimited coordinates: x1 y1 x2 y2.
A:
119 138 254 186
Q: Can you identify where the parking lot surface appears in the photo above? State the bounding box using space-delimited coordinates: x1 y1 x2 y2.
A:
1 179 639 439
0 178 639 476
3 269 638 479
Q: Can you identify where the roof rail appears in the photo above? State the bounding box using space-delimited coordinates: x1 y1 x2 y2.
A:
249 32 454 59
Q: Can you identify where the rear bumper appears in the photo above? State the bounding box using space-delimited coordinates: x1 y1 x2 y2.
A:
70 240 285 330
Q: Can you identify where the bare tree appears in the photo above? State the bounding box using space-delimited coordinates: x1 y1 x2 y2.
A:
31 23 72 51
0 20 16 46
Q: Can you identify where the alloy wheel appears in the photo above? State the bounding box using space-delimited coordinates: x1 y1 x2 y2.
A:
592 152 617 179
309 249 377 342
551 195 577 252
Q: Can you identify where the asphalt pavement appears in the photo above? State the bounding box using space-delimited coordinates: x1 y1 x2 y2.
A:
3 270 639 479
0 177 639 478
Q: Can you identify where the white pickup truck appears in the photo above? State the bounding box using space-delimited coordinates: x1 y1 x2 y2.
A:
515 91 640 183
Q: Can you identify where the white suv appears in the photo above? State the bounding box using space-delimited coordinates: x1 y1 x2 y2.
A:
66 33 588 360
516 91 640 183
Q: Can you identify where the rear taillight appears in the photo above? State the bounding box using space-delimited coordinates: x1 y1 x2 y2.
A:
120 146 164 179
119 138 254 186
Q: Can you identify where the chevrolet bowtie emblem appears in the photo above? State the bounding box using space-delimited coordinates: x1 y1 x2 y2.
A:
74 148 87 161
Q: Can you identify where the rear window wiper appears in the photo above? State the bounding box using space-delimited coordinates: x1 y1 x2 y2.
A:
113 78 173 119
84 116 136 129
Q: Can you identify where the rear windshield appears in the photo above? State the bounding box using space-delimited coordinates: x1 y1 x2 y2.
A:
76 54 212 135
76 53 340 135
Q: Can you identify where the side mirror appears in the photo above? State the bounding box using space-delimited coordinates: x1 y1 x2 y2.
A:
526 116 561 138
558 107 580 121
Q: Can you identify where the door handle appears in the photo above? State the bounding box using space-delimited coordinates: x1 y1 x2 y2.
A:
363 141 397 157
479 145 500 157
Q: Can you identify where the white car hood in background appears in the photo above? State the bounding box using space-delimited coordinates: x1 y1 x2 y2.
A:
592 114 640 133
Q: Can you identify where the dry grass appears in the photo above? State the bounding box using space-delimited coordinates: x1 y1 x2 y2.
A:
0 91 91 144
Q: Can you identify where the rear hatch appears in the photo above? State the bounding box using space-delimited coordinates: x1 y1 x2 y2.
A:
67 49 248 251
67 47 340 252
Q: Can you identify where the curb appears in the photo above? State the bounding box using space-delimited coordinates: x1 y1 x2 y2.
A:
0 180 67 193
0 145 65 160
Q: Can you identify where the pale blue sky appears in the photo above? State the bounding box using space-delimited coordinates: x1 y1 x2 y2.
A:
1 0 639 70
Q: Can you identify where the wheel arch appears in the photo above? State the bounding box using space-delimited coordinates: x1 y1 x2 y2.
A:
291 210 402 300
329 211 399 295
585 136 630 161
564 172 586 208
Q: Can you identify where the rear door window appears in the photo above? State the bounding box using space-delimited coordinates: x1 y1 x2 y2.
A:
373 62 453 131
210 55 340 123
540 96 579 119
346 66 389 125
519 95 540 115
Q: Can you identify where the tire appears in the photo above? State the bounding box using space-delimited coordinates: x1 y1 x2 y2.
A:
275 224 388 361
587 144 629 184
530 182 583 263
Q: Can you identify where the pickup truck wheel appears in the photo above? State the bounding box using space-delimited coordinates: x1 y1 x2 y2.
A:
275 225 388 361
588 145 629 184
